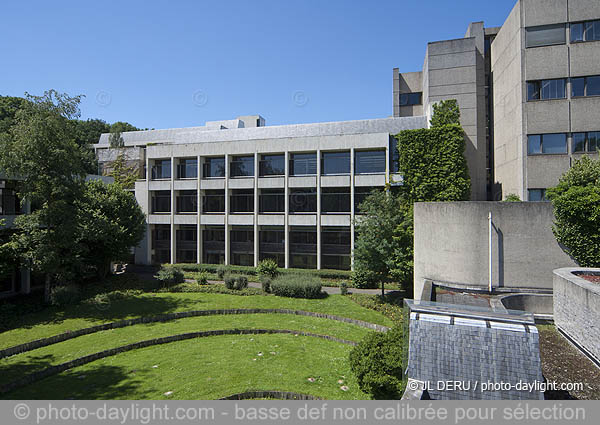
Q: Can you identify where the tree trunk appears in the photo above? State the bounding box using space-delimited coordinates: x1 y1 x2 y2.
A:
44 274 51 303
381 281 385 299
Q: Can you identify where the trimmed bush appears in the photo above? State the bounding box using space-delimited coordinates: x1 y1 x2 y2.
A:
49 284 81 307
340 281 348 296
260 276 272 293
349 326 404 399
270 274 322 299
352 269 379 289
234 275 248 290
257 259 279 279
173 263 351 281
154 266 184 287
216 264 228 280
195 271 209 285
224 274 236 290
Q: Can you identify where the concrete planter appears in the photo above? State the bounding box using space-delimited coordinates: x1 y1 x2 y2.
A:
553 268 600 367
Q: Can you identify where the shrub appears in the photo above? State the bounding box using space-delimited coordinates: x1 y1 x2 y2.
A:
216 264 228 280
503 193 521 202
224 273 236 289
257 259 279 279
234 275 248 290
547 156 600 267
154 266 184 286
195 271 209 285
260 276 271 293
352 268 379 289
349 327 404 399
49 284 82 307
270 274 322 299
340 281 348 296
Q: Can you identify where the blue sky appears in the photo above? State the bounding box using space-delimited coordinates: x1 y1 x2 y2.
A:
1 0 516 130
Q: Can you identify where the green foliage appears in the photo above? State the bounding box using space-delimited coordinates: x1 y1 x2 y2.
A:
109 130 124 148
177 263 351 281
395 124 470 202
260 276 272 293
110 121 141 133
340 281 348 296
349 327 404 399
195 271 209 285
75 180 145 277
106 150 140 189
49 284 82 307
503 193 522 202
216 265 228 279
351 268 379 289
348 294 405 325
256 258 279 279
270 274 322 299
546 156 600 267
234 275 249 290
429 99 460 127
224 273 236 289
163 282 263 296
154 266 184 287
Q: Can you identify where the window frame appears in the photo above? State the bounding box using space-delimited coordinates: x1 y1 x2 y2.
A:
527 133 567 155
525 23 566 48
526 78 566 101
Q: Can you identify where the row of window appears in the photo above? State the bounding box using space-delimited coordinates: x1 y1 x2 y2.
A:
527 75 600 101
151 150 389 180
152 225 351 269
528 132 599 154
525 19 600 48
151 187 379 214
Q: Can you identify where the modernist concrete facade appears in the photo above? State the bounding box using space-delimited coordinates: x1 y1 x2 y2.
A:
395 0 600 201
94 116 426 269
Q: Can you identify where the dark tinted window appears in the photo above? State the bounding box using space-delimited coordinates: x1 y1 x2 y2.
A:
230 189 254 213
528 189 547 202
355 150 385 174
571 22 584 42
202 190 225 213
151 191 171 213
542 133 567 154
321 151 350 175
176 190 197 213
527 81 540 100
151 159 171 180
525 24 565 47
585 20 600 41
289 153 317 176
259 154 285 176
259 189 284 213
528 135 542 154
321 187 350 213
230 155 254 177
203 157 225 178
399 92 422 106
572 132 586 152
289 188 317 213
177 158 197 179
587 76 600 96
389 138 400 173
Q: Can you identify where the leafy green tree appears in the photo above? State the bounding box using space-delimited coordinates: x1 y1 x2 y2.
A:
429 99 460 127
546 156 600 267
0 96 30 135
110 121 140 133
75 180 146 278
0 90 89 301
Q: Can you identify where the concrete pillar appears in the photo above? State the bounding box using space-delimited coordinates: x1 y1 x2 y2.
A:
350 148 355 271
284 151 290 269
197 154 202 264
146 155 152 264
170 156 176 264
316 149 321 270
254 152 259 267
20 268 31 294
224 153 230 265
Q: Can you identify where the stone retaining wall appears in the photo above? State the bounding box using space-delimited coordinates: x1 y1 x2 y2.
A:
0 329 356 395
553 268 600 366
0 309 388 360
219 391 322 400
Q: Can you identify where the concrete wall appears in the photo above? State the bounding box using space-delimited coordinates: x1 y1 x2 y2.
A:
553 268 600 366
413 201 576 298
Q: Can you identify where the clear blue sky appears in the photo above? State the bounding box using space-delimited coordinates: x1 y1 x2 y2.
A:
1 0 516 130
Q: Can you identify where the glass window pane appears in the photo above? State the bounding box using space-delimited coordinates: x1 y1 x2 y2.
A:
527 82 540 100
355 150 386 174
289 153 317 176
572 77 585 97
399 94 408 106
203 157 225 178
541 79 565 99
289 189 317 213
585 20 600 41
389 138 400 173
571 22 584 42
588 132 599 152
528 189 545 202
526 24 566 47
572 133 586 153
586 76 600 96
259 154 285 176
542 133 567 154
322 151 350 175
408 93 422 105
230 155 254 177
528 135 542 154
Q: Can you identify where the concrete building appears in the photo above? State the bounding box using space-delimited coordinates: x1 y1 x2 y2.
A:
94 116 426 269
394 0 600 201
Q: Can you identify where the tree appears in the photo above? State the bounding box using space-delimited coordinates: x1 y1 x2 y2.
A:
0 90 89 301
429 99 460 127
546 156 600 267
110 121 140 133
75 180 146 278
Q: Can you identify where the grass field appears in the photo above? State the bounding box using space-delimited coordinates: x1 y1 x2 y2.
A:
0 274 394 400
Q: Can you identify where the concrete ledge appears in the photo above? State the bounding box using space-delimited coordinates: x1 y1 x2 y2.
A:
553 267 600 367
219 391 322 400
0 329 357 395
0 309 389 360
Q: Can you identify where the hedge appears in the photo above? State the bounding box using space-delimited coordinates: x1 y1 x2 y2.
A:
170 263 351 280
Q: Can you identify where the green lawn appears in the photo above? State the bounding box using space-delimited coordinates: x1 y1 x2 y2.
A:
0 279 394 400
0 291 391 351
4 334 366 400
